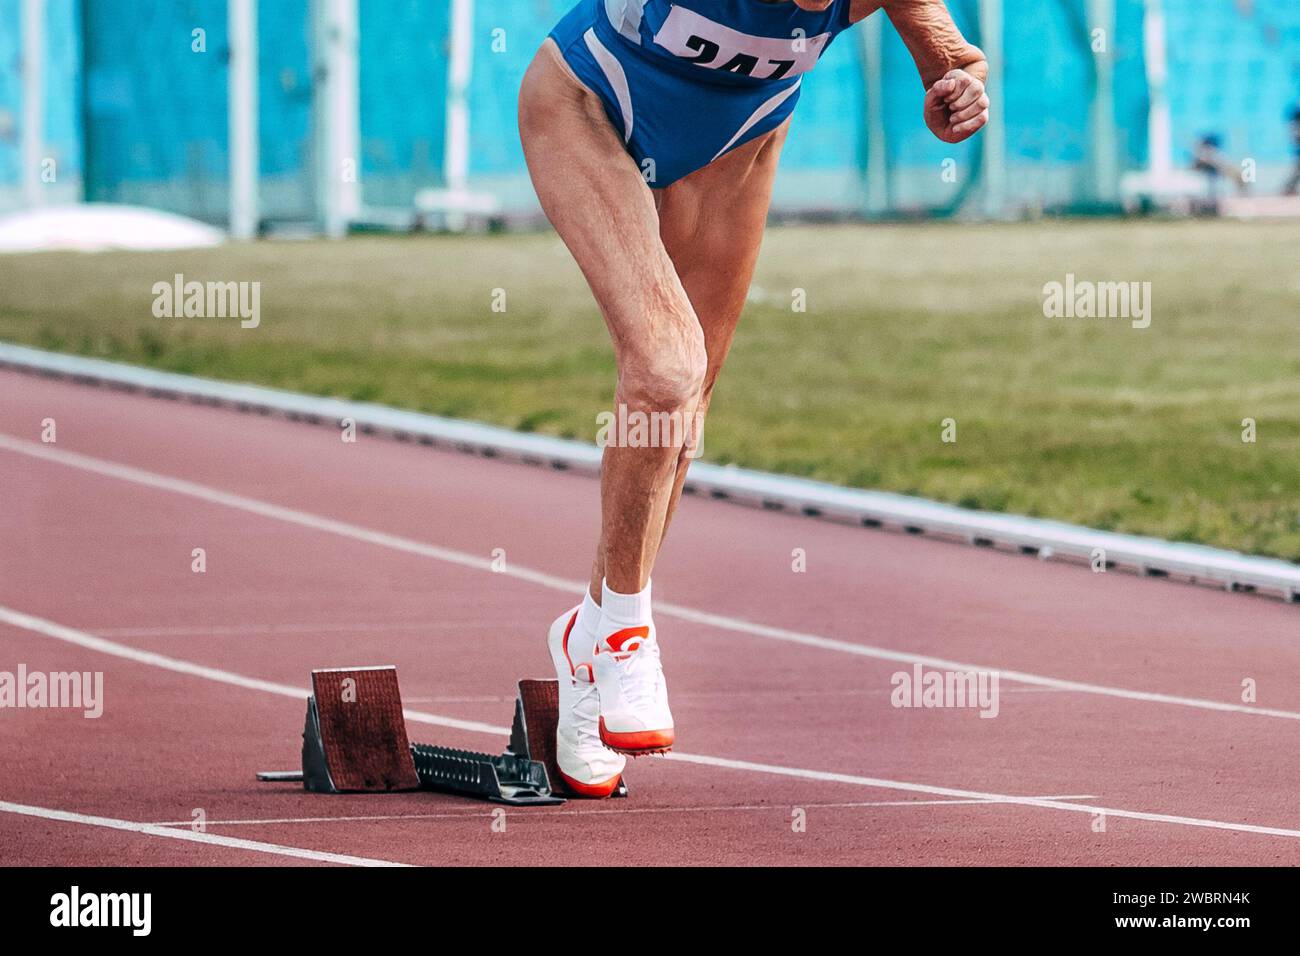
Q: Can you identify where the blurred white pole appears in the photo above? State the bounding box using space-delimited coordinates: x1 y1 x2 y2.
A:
444 0 474 231
314 0 360 238
228 0 260 239
21 0 45 208
857 14 888 215
1143 0 1172 179
979 0 1005 217
1087 0 1118 202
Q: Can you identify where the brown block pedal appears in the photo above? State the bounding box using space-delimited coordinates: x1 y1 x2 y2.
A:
303 666 420 793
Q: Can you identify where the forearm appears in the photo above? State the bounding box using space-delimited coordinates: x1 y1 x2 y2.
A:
883 0 986 87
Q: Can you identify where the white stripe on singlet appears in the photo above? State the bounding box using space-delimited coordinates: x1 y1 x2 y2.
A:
711 78 802 163
583 28 635 143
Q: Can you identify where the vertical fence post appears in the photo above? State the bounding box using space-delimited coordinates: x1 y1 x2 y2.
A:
1087 0 1119 204
444 0 474 231
1143 0 1172 180
857 13 888 216
979 0 1006 217
21 0 46 208
229 0 260 239
314 0 360 238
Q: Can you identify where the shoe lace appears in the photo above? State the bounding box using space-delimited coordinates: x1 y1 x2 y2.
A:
571 678 604 747
617 640 663 710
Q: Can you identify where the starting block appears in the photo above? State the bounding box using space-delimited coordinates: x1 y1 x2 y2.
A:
256 668 627 805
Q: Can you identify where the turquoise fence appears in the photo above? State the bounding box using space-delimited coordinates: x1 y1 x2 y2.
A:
1 1 1298 222
0 0 81 207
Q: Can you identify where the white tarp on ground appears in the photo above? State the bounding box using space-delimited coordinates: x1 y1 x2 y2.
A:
0 204 226 253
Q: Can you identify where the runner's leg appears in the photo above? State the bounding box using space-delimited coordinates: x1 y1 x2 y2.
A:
580 119 793 587
519 40 706 599
655 119 791 540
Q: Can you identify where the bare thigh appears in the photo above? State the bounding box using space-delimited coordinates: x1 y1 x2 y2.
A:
658 118 789 399
653 118 790 533
520 39 708 595
518 39 788 589
517 39 704 388
519 40 787 394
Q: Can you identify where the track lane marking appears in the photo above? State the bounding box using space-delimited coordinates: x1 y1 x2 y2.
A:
3 604 1299 841
2 433 1295 722
142 797 1100 827
0 604 506 736
0 800 409 867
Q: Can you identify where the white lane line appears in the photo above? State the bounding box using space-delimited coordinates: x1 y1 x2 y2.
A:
0 604 507 737
664 752 1300 839
3 604 1298 841
0 800 409 867
93 622 453 638
1 433 1295 723
143 796 1100 827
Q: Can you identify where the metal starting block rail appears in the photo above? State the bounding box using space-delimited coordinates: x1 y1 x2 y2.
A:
256 667 627 806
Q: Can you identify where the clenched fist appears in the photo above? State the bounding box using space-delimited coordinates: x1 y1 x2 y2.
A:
923 69 990 143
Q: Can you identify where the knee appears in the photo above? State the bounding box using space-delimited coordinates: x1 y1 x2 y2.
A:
619 322 707 413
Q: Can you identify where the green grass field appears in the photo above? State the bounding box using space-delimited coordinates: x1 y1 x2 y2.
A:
2 219 1298 560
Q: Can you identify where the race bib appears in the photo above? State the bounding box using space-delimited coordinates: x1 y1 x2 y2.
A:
652 5 831 79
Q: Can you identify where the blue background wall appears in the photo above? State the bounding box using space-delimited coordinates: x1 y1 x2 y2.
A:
0 0 81 204
360 0 448 208
1 1 1298 220
1166 0 1300 168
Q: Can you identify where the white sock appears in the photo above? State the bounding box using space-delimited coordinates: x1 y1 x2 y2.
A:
599 579 652 640
573 588 603 658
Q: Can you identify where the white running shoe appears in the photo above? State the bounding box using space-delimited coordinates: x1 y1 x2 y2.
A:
546 607 626 796
592 623 675 754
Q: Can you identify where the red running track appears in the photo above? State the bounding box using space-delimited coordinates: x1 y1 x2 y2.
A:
1 369 1298 866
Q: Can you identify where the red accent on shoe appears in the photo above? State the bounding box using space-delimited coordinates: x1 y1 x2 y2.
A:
559 611 580 676
596 626 650 654
599 717 674 754
558 767 623 798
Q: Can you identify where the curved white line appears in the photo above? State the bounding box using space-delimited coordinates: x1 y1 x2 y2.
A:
1 432 1295 723
583 28 634 143
0 800 409 866
0 601 505 736
3 343 1295 599
3 604 1299 841
712 79 800 162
